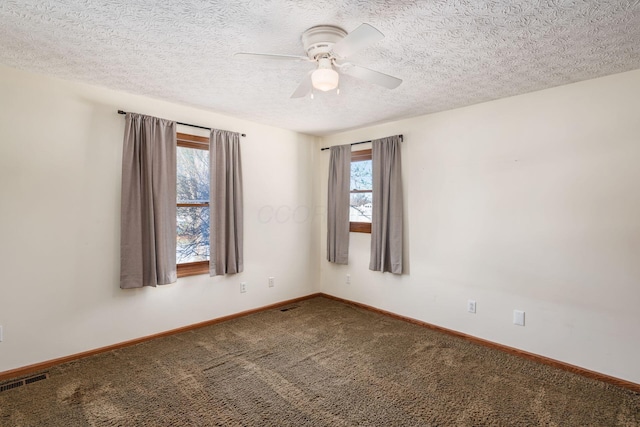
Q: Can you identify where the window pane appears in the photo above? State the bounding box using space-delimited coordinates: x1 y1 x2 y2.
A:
177 146 209 204
177 206 210 263
350 159 372 191
350 192 372 223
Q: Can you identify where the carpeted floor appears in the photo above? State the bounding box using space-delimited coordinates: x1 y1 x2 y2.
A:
1 296 639 426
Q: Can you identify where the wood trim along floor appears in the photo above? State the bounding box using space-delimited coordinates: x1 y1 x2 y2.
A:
0 293 321 382
2 291 639 394
319 293 640 394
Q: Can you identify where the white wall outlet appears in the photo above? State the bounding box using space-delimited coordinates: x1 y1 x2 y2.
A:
268 277 275 287
513 310 525 326
346 274 351 284
240 282 247 293
0 325 3 342
467 300 476 313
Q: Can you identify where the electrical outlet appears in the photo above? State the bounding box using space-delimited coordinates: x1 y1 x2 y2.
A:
0 325 3 342
268 277 275 288
346 274 351 284
513 310 525 326
467 300 476 313
240 282 247 293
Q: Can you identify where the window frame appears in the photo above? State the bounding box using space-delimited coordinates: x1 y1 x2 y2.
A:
350 148 372 234
176 132 210 277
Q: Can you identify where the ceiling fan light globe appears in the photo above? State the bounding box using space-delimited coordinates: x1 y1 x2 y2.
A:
311 68 339 91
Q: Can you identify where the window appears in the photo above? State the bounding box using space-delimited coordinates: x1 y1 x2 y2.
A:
350 149 372 233
176 133 210 277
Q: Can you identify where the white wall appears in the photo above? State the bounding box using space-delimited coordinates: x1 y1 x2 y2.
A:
3 63 639 386
319 70 640 384
0 65 320 373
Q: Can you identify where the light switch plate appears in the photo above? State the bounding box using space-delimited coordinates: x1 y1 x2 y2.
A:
513 310 525 326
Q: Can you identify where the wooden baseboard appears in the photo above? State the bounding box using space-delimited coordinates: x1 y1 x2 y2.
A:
318 293 640 394
3 291 638 394
0 293 321 382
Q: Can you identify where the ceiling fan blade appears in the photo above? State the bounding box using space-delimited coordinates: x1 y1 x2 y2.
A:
291 71 314 98
340 63 402 89
234 52 310 62
331 23 384 58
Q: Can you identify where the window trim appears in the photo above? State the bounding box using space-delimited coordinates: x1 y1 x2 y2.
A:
176 132 210 277
177 260 209 278
350 149 372 234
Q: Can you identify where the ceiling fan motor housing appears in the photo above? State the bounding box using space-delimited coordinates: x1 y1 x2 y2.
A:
302 25 347 59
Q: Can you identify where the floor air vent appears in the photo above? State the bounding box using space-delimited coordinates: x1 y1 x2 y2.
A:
280 305 300 312
0 373 49 392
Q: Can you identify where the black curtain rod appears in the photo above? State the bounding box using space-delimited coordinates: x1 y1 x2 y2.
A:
320 134 403 151
117 110 246 137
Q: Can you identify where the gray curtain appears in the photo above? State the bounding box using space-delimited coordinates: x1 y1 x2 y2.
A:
120 113 177 288
209 130 244 276
370 136 403 274
327 145 351 264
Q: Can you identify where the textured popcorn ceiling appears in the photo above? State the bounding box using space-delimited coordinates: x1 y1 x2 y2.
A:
1 1 640 136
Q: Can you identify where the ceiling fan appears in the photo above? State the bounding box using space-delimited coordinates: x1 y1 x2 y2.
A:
234 24 402 98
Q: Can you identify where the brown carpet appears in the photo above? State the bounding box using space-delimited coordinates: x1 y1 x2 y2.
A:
1 296 639 426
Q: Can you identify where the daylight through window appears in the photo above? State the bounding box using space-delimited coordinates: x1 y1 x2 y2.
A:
176 133 210 276
350 149 372 233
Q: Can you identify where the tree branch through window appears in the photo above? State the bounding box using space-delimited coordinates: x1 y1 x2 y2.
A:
350 149 372 233
176 133 210 276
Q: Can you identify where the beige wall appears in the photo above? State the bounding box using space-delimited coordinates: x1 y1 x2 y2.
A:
319 69 640 384
2 63 639 386
0 65 320 372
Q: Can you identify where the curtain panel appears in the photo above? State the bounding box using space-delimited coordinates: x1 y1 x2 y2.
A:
120 113 177 288
370 136 403 274
327 144 351 264
209 129 244 276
